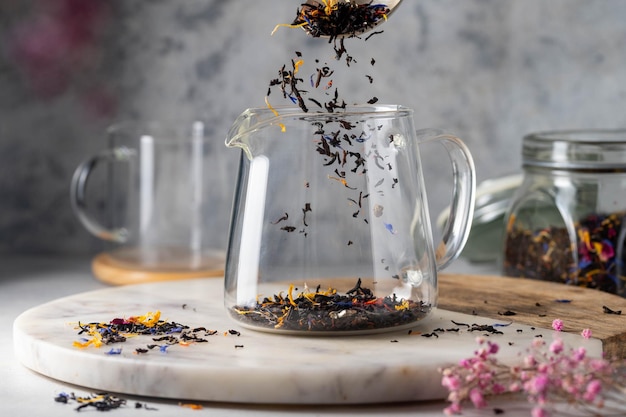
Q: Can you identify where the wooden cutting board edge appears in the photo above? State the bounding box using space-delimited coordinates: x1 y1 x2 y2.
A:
439 273 626 359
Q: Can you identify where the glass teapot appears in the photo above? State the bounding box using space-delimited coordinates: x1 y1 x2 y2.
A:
224 105 475 334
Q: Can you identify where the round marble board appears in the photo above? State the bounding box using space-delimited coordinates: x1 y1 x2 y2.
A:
13 278 601 405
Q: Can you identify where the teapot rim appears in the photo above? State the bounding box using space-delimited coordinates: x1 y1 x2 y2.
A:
226 104 415 155
242 104 413 118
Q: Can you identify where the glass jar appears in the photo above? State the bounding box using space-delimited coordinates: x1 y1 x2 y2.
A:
503 130 626 297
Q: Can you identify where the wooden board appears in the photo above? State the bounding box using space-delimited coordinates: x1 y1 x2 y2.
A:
91 252 224 285
439 273 626 359
89 260 626 358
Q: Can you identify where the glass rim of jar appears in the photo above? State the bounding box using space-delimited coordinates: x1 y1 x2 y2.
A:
522 129 626 171
241 104 413 119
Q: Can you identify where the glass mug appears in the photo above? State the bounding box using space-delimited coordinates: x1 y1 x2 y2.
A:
71 120 228 282
224 105 476 334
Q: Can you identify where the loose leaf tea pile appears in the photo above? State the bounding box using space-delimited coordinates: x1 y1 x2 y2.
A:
233 279 430 332
267 1 385 114
504 211 626 296
272 1 390 42
55 392 128 412
72 310 241 353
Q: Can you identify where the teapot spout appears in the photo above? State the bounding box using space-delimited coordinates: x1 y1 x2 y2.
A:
225 107 289 160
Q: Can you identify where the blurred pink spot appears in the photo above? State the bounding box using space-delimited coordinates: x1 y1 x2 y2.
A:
7 0 109 98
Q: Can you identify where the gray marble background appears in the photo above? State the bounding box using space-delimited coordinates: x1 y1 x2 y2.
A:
1 0 625 256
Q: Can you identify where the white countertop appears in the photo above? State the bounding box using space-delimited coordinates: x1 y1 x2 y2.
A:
0 257 599 416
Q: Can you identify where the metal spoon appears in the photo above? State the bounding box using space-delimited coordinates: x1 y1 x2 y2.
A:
299 0 403 38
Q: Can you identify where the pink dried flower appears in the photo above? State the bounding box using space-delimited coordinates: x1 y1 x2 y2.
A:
441 374 462 391
527 375 549 395
492 383 506 394
532 338 545 348
589 358 608 372
468 388 487 409
524 355 537 367
440 320 624 416
549 338 564 354
443 402 462 416
581 328 592 339
551 318 564 331
583 379 602 402
573 346 586 361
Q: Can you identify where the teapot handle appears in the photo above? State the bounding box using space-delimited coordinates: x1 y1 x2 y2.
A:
70 147 135 243
419 130 476 270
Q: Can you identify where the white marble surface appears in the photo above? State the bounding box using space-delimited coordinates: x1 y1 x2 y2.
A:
14 277 603 405
1 257 616 416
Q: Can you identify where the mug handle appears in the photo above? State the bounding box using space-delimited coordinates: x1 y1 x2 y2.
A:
70 147 136 243
419 130 476 271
